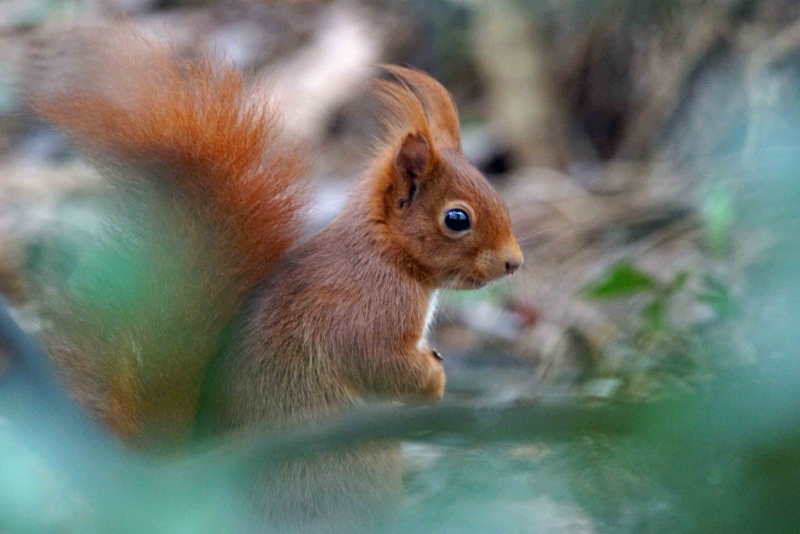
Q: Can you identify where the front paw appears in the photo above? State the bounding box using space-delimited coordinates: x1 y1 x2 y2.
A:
422 349 445 401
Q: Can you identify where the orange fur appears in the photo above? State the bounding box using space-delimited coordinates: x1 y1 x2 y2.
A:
382 65 461 151
29 35 308 446
32 36 307 288
370 77 432 144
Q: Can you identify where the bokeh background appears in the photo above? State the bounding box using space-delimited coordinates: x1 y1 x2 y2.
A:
1 0 800 532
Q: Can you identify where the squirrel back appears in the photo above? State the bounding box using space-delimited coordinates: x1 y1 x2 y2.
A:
28 33 308 447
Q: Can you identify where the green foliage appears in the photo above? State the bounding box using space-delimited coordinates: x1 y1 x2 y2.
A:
579 261 735 401
581 262 660 299
696 273 736 319
581 262 694 338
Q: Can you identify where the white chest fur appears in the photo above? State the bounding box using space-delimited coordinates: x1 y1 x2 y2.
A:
419 290 439 347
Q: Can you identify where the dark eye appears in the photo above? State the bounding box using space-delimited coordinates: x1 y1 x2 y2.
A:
444 208 471 232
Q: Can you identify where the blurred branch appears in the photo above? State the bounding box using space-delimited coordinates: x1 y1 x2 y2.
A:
203 401 655 475
616 16 724 159
743 15 800 159
749 16 800 69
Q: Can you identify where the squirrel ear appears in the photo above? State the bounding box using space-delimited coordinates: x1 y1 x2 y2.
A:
384 66 461 152
394 132 430 207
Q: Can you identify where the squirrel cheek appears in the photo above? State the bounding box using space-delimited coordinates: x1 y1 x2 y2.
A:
473 250 494 279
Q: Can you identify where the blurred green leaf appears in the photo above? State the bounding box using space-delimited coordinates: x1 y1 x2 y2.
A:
701 186 735 255
696 274 736 318
642 300 668 333
665 272 689 296
581 262 659 299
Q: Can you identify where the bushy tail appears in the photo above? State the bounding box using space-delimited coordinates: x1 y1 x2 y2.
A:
32 32 308 288
27 31 309 447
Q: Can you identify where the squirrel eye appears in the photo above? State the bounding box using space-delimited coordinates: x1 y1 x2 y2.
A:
444 209 471 232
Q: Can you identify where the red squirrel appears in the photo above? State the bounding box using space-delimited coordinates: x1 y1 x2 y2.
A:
29 31 522 530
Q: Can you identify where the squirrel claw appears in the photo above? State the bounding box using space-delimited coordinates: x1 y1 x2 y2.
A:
431 348 444 362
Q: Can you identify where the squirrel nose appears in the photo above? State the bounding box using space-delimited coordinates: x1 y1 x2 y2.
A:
503 246 524 275
505 259 521 274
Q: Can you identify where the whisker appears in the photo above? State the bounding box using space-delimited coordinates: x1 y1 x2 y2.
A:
515 226 561 245
418 265 461 286
439 285 457 327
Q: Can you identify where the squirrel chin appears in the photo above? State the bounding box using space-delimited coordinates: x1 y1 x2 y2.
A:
441 276 491 290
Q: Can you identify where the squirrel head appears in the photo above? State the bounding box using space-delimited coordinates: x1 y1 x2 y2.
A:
367 66 523 290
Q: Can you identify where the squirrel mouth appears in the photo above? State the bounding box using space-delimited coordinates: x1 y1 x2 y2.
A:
466 277 488 289
442 274 489 290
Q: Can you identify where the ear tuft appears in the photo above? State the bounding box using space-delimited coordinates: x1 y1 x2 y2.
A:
394 132 429 207
383 65 461 152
